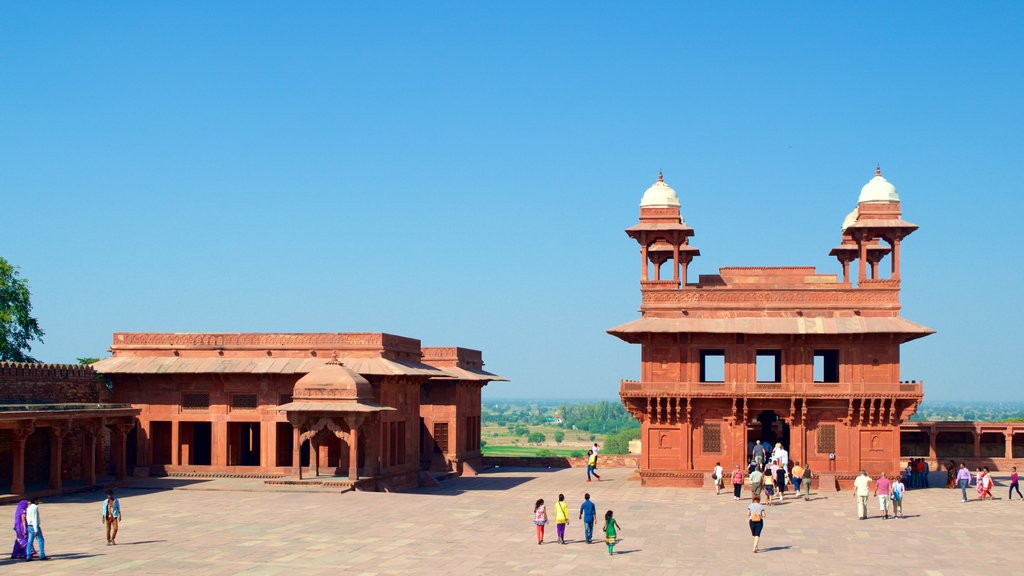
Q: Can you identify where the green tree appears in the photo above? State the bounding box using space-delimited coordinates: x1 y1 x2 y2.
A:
528 431 546 444
554 431 565 444
0 257 45 362
604 427 641 454
514 425 529 437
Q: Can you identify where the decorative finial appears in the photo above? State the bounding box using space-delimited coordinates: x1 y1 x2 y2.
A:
658 170 664 183
326 351 343 366
875 164 881 177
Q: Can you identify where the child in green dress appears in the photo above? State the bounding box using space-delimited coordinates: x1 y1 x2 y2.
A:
603 510 621 555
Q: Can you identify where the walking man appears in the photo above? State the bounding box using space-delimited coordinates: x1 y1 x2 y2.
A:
802 463 812 500
591 442 600 468
956 463 972 502
586 450 601 482
579 493 596 544
853 470 872 520
102 490 122 545
752 440 766 471
24 497 48 562
749 466 764 500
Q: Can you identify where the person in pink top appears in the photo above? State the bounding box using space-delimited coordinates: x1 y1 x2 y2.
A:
874 472 892 520
732 465 745 500
1010 466 1022 500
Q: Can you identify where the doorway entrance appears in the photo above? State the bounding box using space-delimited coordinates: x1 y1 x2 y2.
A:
750 410 790 453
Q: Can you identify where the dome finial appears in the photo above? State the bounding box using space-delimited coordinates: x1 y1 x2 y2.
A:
875 164 881 177
658 170 664 183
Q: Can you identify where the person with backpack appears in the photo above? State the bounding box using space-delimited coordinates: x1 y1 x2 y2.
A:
731 465 745 500
747 494 767 553
554 494 570 544
891 473 906 518
801 463 812 500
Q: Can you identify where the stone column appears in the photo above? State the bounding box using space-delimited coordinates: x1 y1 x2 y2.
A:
349 423 360 481
49 425 67 492
858 236 868 284
112 423 128 481
83 426 98 486
641 244 648 281
891 238 901 280
292 424 302 479
11 425 32 495
170 419 180 466
973 430 981 459
1006 430 1014 460
928 427 937 462
672 244 680 286
311 438 320 477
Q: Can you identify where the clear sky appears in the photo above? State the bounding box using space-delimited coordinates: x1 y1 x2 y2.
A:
2 3 1021 401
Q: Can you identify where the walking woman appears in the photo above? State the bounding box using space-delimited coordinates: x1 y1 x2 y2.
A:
1010 466 1023 500
533 499 547 544
10 499 28 559
979 467 994 501
946 460 957 489
763 470 775 506
603 510 621 555
713 462 724 495
747 494 767 553
554 494 569 544
774 460 787 501
731 465 744 500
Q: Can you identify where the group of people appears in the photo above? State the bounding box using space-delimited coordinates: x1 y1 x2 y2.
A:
953 462 996 502
532 493 621 555
11 490 122 561
904 458 930 488
853 470 907 520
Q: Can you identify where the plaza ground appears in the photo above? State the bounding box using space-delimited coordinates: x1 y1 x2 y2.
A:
0 467 1019 575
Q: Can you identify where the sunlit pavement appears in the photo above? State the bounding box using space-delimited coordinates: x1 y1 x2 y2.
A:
0 467 1019 575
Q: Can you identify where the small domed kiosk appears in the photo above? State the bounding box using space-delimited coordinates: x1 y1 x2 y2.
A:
277 357 393 483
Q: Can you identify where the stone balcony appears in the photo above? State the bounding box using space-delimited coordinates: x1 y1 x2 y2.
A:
619 378 923 397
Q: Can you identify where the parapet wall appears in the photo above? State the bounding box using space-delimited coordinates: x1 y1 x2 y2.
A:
0 362 101 404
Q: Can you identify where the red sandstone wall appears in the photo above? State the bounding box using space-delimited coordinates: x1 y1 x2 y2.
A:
0 363 101 403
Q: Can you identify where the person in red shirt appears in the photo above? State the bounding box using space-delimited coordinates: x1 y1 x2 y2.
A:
731 465 745 500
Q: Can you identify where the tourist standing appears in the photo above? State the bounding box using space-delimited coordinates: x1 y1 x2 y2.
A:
923 460 930 488
533 499 547 544
554 494 569 544
946 460 957 489
591 442 600 468
10 499 28 559
1009 466 1023 500
578 493 596 543
979 467 994 501
747 494 766 553
891 474 905 518
586 450 601 482
602 510 621 555
24 497 46 561
874 472 892 520
956 463 972 502
774 460 787 501
801 464 812 500
853 470 872 520
791 461 804 496
713 462 724 495
102 490 122 545
749 467 764 500
731 465 745 500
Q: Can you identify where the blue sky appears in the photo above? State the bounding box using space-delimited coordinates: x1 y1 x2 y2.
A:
2 3 1021 401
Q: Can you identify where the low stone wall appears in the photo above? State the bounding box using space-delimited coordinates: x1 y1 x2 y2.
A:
483 455 639 469
0 362 101 403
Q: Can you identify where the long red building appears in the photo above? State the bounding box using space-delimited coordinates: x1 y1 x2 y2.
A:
92 332 505 489
610 170 933 489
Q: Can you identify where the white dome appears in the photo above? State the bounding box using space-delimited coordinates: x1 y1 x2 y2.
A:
841 208 858 231
858 167 899 203
640 172 681 208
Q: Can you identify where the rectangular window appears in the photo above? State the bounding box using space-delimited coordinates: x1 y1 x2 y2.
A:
182 393 210 410
756 350 782 383
699 350 726 382
278 393 292 406
702 423 722 453
816 424 837 454
231 394 258 410
813 350 840 383
433 422 449 454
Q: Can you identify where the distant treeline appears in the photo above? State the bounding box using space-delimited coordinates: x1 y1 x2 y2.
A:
559 401 637 435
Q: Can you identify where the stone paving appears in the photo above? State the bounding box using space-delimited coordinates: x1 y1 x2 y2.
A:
0 467 1020 575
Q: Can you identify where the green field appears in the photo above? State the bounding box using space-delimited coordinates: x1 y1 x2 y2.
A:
482 445 583 457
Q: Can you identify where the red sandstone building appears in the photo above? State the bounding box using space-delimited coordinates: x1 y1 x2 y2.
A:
91 332 505 489
611 170 934 488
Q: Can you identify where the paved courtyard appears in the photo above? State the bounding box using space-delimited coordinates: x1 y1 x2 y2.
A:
0 467 1019 575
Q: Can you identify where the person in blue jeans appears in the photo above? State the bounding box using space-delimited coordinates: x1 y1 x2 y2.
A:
955 463 972 502
578 493 597 543
25 496 48 562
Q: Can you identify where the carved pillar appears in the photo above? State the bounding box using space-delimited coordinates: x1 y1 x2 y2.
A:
311 437 320 477
841 258 851 284
50 425 67 492
641 244 649 281
11 424 33 495
170 418 180 466
292 424 302 479
112 423 129 481
672 244 680 287
857 235 868 284
349 422 360 481
928 426 937 462
973 430 981 459
83 424 98 486
1006 430 1014 460
891 237 901 280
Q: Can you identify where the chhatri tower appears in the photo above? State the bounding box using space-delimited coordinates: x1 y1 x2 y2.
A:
609 169 933 488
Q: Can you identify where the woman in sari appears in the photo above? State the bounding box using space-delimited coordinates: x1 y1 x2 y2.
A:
11 499 28 559
946 460 956 489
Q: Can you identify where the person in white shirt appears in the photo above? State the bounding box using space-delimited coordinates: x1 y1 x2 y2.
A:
853 470 872 520
713 462 724 495
25 496 48 561
591 443 600 468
